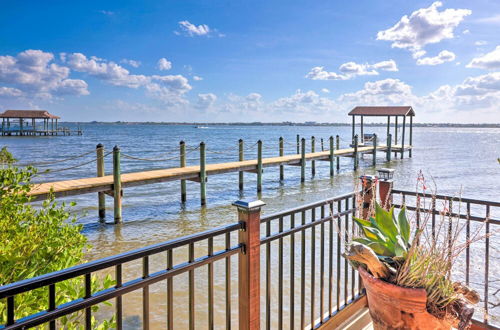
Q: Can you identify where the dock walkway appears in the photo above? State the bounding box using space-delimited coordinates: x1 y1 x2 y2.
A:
28 144 410 201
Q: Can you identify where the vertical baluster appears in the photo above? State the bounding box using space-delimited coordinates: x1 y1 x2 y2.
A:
208 237 214 330
116 264 123 330
167 251 173 330
300 210 306 329
278 216 284 330
344 198 349 305
85 273 92 329
485 205 490 324
336 200 341 311
7 296 14 326
225 232 231 329
290 213 295 330
49 284 56 330
189 243 195 330
352 196 356 297
266 220 271 330
320 204 325 323
143 256 150 330
328 202 334 316
311 208 316 327
466 203 470 286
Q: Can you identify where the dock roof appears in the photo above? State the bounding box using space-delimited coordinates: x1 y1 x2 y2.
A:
348 106 414 117
0 110 60 119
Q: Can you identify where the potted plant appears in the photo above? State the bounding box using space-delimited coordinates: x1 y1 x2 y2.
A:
344 203 480 330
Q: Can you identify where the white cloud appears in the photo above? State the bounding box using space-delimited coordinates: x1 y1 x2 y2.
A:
462 29 470 34
377 2 471 54
416 50 456 66
193 75 203 81
467 46 500 69
0 49 89 99
321 88 330 93
475 41 488 46
245 93 262 102
271 90 336 114
99 10 115 16
120 59 141 68
157 58 172 71
339 79 415 105
195 93 217 109
176 21 223 37
306 60 398 81
0 86 23 97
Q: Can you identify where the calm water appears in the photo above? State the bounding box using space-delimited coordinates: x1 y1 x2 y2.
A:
2 124 499 328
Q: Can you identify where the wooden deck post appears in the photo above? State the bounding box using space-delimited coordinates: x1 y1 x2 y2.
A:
311 136 315 177
409 116 413 158
233 199 265 330
401 116 406 160
96 144 105 220
353 134 359 171
379 176 393 210
387 134 392 162
301 138 306 182
112 146 122 224
239 139 244 191
372 134 377 167
200 142 207 205
296 134 300 154
329 136 334 177
336 135 340 171
257 140 263 192
180 141 187 203
279 137 284 181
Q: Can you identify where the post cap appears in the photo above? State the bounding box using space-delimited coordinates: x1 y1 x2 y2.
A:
359 175 377 182
232 199 266 211
113 145 120 151
96 143 103 148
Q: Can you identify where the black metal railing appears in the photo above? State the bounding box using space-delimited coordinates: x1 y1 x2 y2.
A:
260 191 362 329
0 222 243 329
392 189 500 329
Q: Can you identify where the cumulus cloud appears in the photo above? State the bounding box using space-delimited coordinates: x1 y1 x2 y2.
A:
0 86 23 97
306 60 398 80
416 50 456 66
466 46 500 69
195 93 217 109
176 21 224 37
193 75 203 81
377 2 471 55
475 41 488 46
157 58 172 71
0 49 89 99
271 90 336 114
120 58 141 68
321 88 330 93
339 79 415 105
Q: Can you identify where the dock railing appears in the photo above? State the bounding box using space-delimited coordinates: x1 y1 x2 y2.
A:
1 181 498 329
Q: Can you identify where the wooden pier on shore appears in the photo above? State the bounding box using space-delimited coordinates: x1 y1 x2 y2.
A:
0 109 83 136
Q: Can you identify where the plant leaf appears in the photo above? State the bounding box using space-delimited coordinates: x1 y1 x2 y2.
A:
373 203 399 242
368 242 394 256
353 217 375 229
398 206 410 245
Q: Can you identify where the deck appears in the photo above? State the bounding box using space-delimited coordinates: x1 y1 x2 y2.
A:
28 144 411 201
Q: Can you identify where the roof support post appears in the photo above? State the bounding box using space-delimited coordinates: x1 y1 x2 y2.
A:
360 115 364 144
351 115 355 144
19 118 23 136
386 116 390 143
394 116 398 158
409 116 413 158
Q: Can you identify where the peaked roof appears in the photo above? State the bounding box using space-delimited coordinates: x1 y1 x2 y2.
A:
348 106 415 116
0 110 60 119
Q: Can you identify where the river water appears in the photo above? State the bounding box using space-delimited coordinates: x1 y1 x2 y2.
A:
2 124 499 328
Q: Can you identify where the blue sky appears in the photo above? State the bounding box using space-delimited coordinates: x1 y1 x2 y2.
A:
0 0 499 123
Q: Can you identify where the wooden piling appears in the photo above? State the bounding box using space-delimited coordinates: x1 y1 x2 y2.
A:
372 134 377 167
394 116 398 158
239 139 244 190
321 138 324 151
200 142 206 205
353 135 359 171
296 134 300 154
409 116 413 158
336 135 340 171
180 141 187 203
113 146 122 224
301 138 306 182
401 116 406 160
387 134 392 162
311 136 316 177
329 136 334 177
257 140 263 192
96 144 105 220
279 137 284 181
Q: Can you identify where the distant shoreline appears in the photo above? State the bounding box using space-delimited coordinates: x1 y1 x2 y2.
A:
62 121 500 128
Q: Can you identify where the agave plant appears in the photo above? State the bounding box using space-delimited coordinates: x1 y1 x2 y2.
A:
352 203 411 259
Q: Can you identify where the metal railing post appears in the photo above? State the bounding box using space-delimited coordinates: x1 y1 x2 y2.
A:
113 146 122 224
234 199 265 330
96 144 105 220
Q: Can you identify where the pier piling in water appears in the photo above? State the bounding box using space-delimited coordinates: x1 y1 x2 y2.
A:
296 135 300 154
180 141 187 203
279 137 284 181
372 134 377 167
387 134 392 162
401 116 406 160
353 135 359 171
113 146 122 224
329 136 334 177
200 142 207 205
311 136 316 177
96 144 105 220
336 135 340 171
257 140 263 192
301 138 306 182
239 139 244 191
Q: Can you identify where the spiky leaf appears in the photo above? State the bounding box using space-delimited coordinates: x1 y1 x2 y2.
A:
398 206 410 245
373 204 399 242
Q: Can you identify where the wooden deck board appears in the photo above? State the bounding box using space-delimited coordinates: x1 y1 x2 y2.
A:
28 145 412 201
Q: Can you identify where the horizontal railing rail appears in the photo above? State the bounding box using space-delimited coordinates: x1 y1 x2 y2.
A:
391 188 499 329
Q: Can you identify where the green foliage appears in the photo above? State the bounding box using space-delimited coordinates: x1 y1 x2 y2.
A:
0 146 16 167
0 153 115 328
352 203 410 258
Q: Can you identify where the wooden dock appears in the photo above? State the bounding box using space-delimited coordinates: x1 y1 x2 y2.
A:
28 143 410 202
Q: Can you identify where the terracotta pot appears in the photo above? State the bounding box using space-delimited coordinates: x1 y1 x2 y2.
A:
359 267 453 330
